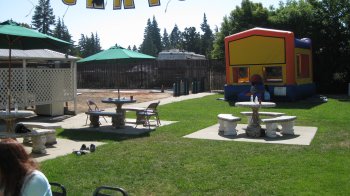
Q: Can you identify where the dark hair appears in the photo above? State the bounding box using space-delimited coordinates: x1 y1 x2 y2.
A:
0 139 38 196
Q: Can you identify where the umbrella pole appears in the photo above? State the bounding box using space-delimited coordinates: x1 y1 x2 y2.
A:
8 44 12 113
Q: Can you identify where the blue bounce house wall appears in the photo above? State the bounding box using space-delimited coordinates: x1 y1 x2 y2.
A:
224 83 316 102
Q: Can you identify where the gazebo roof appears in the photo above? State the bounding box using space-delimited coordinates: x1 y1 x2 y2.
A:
0 49 79 61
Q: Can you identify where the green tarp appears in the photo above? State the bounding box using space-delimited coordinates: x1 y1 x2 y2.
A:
78 46 155 63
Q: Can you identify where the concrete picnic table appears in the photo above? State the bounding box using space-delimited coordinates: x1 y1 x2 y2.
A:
101 97 136 128
235 101 276 137
0 110 35 133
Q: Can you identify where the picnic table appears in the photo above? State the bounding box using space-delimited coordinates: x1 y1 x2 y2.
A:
0 110 35 132
101 98 136 128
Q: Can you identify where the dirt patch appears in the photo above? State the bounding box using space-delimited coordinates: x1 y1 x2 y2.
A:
67 89 173 114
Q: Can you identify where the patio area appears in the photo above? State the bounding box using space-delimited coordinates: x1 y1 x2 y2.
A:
184 123 318 145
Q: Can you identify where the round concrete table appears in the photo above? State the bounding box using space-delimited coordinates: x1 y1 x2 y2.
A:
101 98 136 128
235 101 276 137
0 110 35 133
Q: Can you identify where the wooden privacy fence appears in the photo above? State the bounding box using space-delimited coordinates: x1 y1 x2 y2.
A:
77 59 226 91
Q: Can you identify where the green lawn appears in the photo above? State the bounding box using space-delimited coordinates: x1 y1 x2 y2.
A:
42 94 350 195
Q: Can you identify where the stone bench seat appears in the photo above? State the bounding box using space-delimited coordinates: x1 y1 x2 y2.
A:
19 122 61 129
0 129 56 154
17 122 61 146
123 107 148 125
123 107 146 112
217 114 241 136
261 116 297 138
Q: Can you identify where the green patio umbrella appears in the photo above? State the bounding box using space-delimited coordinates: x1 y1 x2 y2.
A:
77 46 155 63
0 20 71 112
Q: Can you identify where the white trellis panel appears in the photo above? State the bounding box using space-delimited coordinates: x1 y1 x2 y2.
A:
0 68 74 109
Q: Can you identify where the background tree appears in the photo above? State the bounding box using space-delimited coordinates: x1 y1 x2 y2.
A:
269 0 314 38
169 24 182 49
78 32 102 58
307 0 350 93
53 18 74 54
162 29 171 50
211 0 269 59
140 18 159 56
200 13 214 58
181 27 201 53
150 16 162 54
31 0 55 35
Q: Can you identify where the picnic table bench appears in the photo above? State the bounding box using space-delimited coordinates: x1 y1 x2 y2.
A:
261 116 297 137
85 111 120 128
18 122 61 145
123 106 148 125
0 129 56 154
217 114 241 136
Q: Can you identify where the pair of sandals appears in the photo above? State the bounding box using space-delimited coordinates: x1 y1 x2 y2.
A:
73 144 96 155
80 144 96 152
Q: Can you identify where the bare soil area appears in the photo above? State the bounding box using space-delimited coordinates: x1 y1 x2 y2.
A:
67 89 173 114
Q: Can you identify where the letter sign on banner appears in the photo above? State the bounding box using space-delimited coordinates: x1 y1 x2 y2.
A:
148 0 160 7
87 0 105 9
123 0 135 9
113 0 122 9
62 0 76 5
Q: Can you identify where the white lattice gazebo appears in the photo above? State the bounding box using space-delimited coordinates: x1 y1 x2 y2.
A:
0 49 78 116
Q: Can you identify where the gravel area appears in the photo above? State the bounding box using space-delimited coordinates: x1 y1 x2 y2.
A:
67 89 173 114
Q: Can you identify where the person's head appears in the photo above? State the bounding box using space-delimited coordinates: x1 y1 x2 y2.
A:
0 139 38 196
265 85 269 91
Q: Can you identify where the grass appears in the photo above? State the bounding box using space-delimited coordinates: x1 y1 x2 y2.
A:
41 94 350 195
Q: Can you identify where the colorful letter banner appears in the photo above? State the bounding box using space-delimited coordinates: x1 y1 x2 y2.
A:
113 0 122 9
148 0 160 7
62 0 76 5
87 0 105 9
123 0 135 9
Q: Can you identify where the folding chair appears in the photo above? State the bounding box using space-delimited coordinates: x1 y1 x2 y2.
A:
49 182 67 196
85 99 108 125
136 101 161 129
93 185 128 196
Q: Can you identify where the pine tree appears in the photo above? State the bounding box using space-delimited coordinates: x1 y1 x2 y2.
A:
162 29 170 50
53 18 73 54
140 18 157 56
151 16 162 54
182 27 201 53
31 0 55 35
169 24 182 49
94 32 102 52
78 32 102 58
140 17 162 56
200 13 214 58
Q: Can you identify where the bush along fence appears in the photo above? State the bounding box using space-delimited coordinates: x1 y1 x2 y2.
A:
77 59 226 91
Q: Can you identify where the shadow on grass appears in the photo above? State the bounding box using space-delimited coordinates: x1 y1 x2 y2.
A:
326 94 350 102
58 129 151 142
273 101 325 109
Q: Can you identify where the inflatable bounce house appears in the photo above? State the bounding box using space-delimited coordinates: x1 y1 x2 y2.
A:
224 27 316 101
